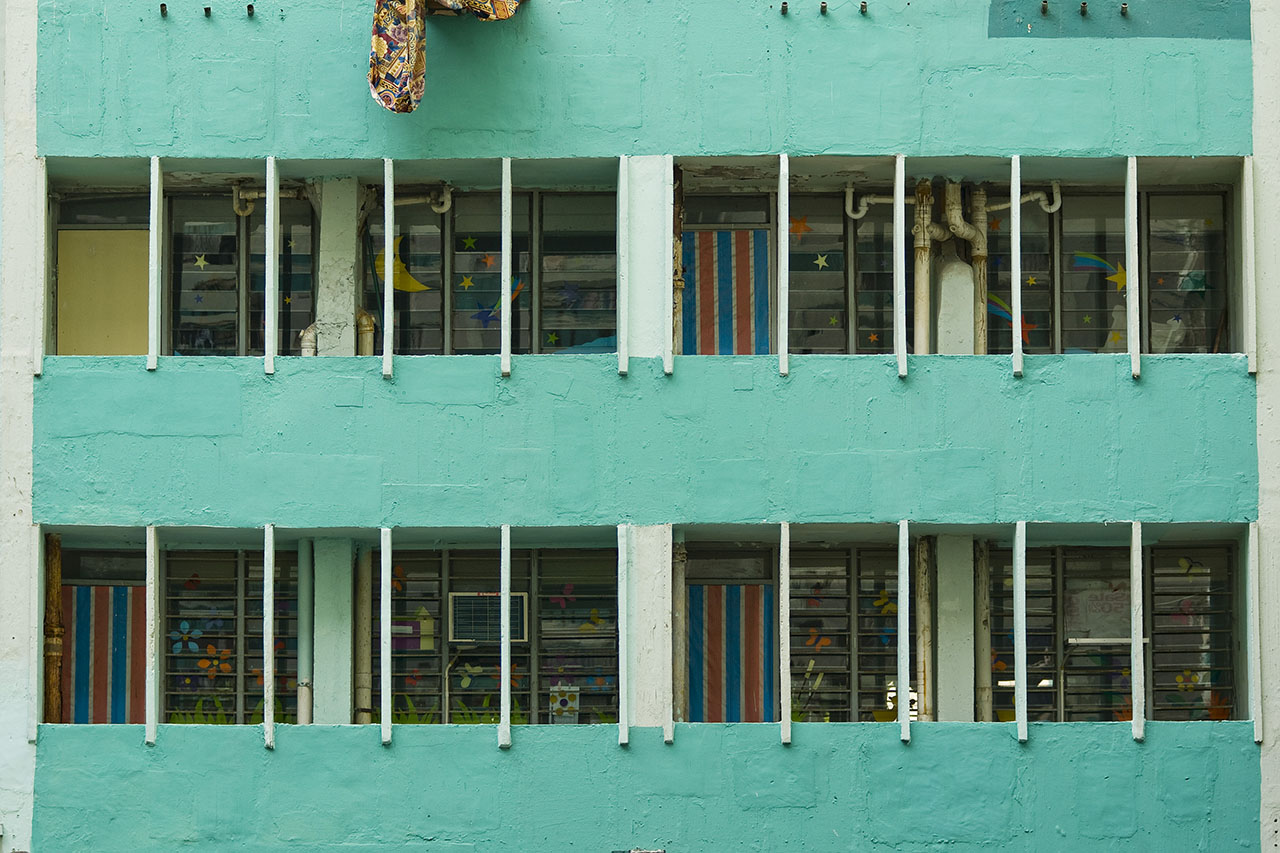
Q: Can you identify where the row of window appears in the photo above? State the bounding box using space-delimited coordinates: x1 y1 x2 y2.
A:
50 184 1237 358
51 540 1237 726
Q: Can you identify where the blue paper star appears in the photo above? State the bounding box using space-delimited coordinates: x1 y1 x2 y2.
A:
1172 314 1183 322
471 301 499 329
561 284 580 307
194 294 204 304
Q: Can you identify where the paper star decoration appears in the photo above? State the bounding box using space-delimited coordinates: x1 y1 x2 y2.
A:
471 302 499 329
546 332 558 345
284 296 291 304
481 254 496 268
814 254 829 270
1157 278 1165 285
1025 276 1037 286
1107 264 1127 292
789 216 813 237
1172 314 1182 322
560 284 580 307
1082 314 1092 324
989 218 1002 232
194 294 204 304
1109 331 1123 344
287 239 297 250
462 236 477 250
459 275 475 290
868 332 879 343
194 254 209 270
828 315 838 327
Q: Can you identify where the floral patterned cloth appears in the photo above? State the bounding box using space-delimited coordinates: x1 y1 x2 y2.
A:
370 0 522 114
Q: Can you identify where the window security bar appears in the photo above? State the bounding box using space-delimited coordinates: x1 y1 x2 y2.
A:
382 160 395 378
897 519 910 741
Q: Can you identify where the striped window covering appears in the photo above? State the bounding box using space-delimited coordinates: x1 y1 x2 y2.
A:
681 230 771 355
60 584 146 724
687 583 776 723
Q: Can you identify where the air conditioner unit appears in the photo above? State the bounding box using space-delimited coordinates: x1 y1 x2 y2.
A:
448 591 528 643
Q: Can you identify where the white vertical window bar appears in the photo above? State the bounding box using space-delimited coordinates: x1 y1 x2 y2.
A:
1125 156 1141 379
1011 155 1024 377
1129 521 1145 742
380 527 392 744
662 154 675 376
144 525 160 745
893 155 907 378
617 157 630 377
34 160 48 376
264 158 280 375
1243 157 1258 374
500 158 513 377
263 524 276 749
148 157 164 371
382 159 395 379
617 524 630 746
779 521 792 744
1013 521 1028 743
499 524 512 748
29 525 43 741
778 154 790 377
897 520 910 742
1250 521 1263 743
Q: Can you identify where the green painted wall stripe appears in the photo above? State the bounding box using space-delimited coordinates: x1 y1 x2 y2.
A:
32 354 1258 528
32 722 1260 850
989 0 1250 40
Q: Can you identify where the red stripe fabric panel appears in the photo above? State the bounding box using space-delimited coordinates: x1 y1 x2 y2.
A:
743 584 763 722
92 587 110 723
698 232 716 355
61 587 75 723
734 232 752 355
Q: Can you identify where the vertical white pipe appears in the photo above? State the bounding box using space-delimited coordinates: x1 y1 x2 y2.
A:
779 521 792 743
1013 520 1028 743
263 524 275 748
617 524 629 746
617 157 630 376
145 525 159 744
148 156 163 371
297 539 313 725
264 157 279 374
894 155 907 378
29 525 42 741
499 524 512 748
380 528 392 744
500 158 513 377
1243 156 1258 374
382 159 394 379
1130 521 1145 741
662 154 675 376
778 153 790 376
1125 156 1141 379
33 161 47 375
897 519 910 742
1011 155 1024 377
1250 521 1263 743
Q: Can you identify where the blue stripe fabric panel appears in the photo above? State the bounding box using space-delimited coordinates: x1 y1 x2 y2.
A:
752 230 770 354
688 583 705 722
725 584 741 722
110 586 129 723
762 583 774 721
682 235 697 356
74 586 91 724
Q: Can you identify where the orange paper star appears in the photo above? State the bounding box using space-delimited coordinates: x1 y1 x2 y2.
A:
789 216 813 237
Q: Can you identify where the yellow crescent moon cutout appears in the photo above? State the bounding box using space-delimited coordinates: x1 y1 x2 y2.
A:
375 235 431 292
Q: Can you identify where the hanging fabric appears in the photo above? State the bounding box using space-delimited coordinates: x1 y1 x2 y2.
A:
431 0 521 20
369 0 427 114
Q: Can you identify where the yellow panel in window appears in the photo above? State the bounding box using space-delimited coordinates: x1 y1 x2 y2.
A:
56 229 148 355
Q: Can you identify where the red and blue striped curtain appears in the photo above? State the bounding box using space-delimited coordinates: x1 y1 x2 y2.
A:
681 230 771 355
688 584 775 722
61 585 146 724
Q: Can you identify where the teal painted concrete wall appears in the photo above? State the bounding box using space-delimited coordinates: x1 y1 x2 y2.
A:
36 0 1252 159
33 722 1260 850
32 354 1257 528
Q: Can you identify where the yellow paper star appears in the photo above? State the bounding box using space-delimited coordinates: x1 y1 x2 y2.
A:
1205 219 1214 227
287 239 297 250
194 254 209 270
462 236 477 250
1109 331 1123 344
1106 263 1127 292
284 296 291 304
459 276 475 290
789 216 813 237
814 254 829 270
1025 276 1037 286
828 315 838 327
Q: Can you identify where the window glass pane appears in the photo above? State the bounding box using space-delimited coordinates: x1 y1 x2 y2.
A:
682 196 772 356
853 204 910 354
452 194 532 355
854 548 916 721
59 196 149 227
248 199 316 357
685 195 769 226
536 550 618 724
245 553 299 724
363 200 445 355
790 550 852 721
1061 548 1130 721
541 194 617 354
788 196 847 355
991 548 1058 721
165 553 240 723
446 551 533 723
171 198 238 355
1147 195 1229 353
1150 546 1234 720
1060 195 1126 354
987 202 1054 354
372 552 444 724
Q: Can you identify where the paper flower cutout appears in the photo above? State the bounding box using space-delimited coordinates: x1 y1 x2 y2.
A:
169 621 203 655
392 564 406 592
550 583 576 609
806 628 831 650
578 608 603 632
197 645 232 681
1176 670 1200 692
874 589 897 616
459 663 484 688
184 573 201 590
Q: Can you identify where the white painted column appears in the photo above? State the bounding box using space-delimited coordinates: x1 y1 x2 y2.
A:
296 539 314 725
1251 521 1264 743
778 154 790 376
28 526 42 741
934 535 976 721
894 155 907 378
897 520 910 742
263 524 275 748
662 155 675 376
626 525 674 739
313 179 360 356
619 156 674 367
617 524 630 745
1013 521 1028 743
1125 156 1141 378
264 158 279 375
779 521 792 743
1244 157 1258 374
379 529 392 744
148 157 163 370
1129 521 1145 742
382 159 394 378
312 538 354 724
617 157 630 376
31 163 46 375
144 525 159 744
500 158 513 377
499 524 512 748
1011 156 1024 377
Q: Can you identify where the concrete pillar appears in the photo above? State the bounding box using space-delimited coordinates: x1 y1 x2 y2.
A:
934 534 976 721
934 244 976 355
622 156 673 363
627 524 673 728
313 178 360 356
311 538 354 724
